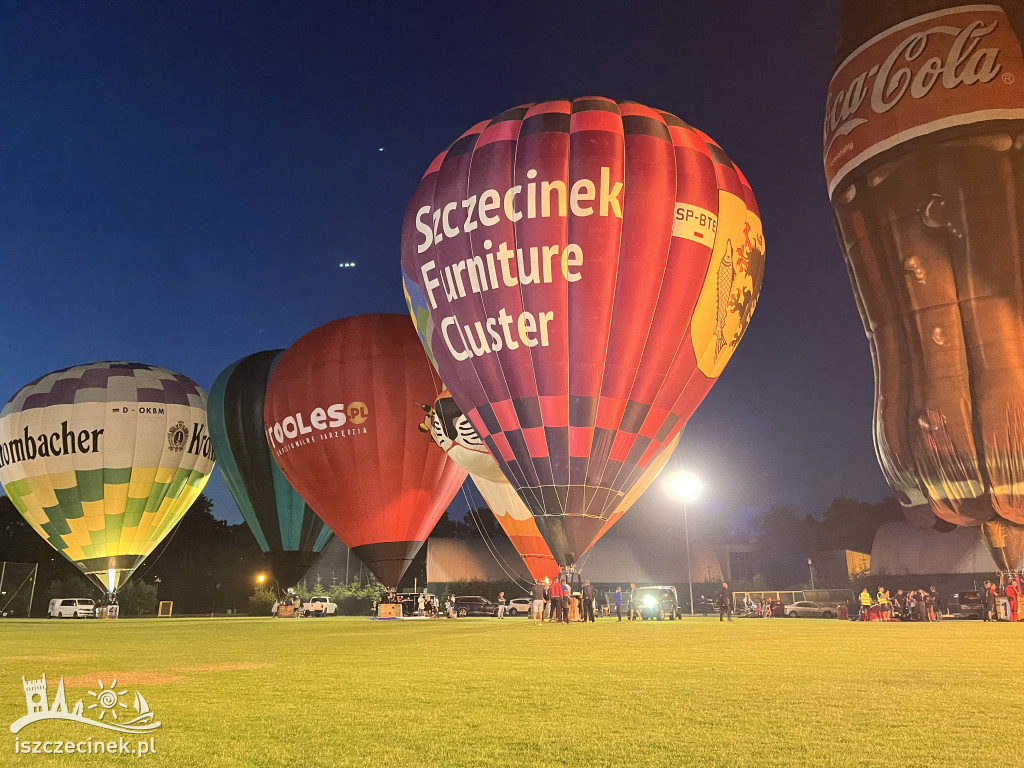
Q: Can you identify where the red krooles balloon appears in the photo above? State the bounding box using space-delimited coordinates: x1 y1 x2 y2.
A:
264 314 467 587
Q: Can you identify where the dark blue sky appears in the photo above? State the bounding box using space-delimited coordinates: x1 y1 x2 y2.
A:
0 2 892 527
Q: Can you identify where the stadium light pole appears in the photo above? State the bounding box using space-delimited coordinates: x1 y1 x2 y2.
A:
668 472 703 616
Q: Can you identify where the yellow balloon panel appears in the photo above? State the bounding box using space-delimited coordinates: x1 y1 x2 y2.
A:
690 191 765 378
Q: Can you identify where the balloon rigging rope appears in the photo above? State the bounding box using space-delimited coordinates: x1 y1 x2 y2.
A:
575 542 595 572
131 521 184 585
462 484 531 592
459 481 532 593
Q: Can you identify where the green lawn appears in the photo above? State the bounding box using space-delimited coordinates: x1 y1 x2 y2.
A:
1 615 1022 767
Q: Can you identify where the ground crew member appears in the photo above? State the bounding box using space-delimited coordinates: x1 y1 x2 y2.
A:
859 588 872 621
877 586 890 621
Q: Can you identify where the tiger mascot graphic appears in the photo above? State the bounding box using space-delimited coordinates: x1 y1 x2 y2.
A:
417 390 505 482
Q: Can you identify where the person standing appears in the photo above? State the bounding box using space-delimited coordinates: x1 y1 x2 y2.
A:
561 578 572 623
926 586 941 621
614 587 623 621
629 583 639 621
985 580 999 622
891 589 904 621
1008 577 1022 622
719 582 733 622
858 588 872 621
548 578 564 624
582 581 596 623
497 591 506 619
876 586 890 621
531 579 546 625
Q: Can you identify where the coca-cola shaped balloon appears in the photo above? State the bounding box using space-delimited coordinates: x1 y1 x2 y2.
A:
826 2 1024 570
402 98 764 565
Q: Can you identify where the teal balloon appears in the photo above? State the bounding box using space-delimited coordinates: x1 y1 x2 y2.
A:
209 351 331 586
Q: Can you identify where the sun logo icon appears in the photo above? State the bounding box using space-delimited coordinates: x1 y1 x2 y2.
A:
87 679 128 721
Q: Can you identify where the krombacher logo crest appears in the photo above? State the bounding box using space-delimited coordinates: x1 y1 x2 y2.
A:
167 422 188 452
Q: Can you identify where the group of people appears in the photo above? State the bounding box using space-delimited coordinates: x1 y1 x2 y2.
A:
377 590 441 617
981 575 1022 622
740 593 780 619
610 583 642 621
857 586 943 622
610 582 659 622
529 578 598 624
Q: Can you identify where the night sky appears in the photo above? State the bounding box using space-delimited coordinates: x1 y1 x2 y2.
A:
0 2 893 528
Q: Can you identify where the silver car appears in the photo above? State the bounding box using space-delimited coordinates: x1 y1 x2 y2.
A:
783 601 835 619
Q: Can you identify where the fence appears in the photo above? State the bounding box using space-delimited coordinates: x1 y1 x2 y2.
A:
0 562 39 618
733 588 854 613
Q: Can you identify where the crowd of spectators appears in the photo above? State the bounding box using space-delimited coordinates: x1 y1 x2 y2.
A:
856 586 943 621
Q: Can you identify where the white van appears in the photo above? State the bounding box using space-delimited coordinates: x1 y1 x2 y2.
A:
47 598 96 618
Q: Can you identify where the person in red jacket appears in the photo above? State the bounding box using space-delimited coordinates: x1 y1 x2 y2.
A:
548 578 563 624
1006 578 1020 623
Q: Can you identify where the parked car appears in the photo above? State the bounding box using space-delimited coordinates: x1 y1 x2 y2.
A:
784 600 835 618
636 586 681 620
506 597 532 616
452 595 498 617
950 590 984 619
47 598 96 619
696 595 719 616
301 596 338 617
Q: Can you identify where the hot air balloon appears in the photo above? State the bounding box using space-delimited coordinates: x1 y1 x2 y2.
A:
263 314 467 588
0 362 216 593
209 350 333 588
826 1 1024 571
421 390 679 580
401 98 764 565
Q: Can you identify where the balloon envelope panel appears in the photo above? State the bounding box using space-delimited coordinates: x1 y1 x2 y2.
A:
263 314 467 587
424 390 679 579
421 389 560 579
208 350 332 587
827 1 1024 543
0 362 215 592
402 97 763 563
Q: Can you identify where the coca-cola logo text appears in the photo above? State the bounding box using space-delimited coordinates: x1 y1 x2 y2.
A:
825 20 1002 153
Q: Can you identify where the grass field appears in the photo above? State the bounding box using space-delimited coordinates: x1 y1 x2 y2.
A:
1 615 1023 767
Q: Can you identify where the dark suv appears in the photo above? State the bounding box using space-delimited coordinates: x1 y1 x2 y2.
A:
453 595 498 617
636 586 681 620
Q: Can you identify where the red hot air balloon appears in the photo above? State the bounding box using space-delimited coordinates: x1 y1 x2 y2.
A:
263 314 467 587
401 98 764 565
